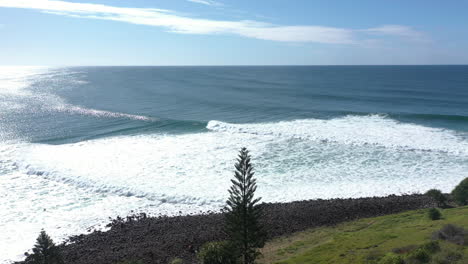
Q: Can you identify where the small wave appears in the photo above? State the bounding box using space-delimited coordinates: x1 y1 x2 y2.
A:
54 105 157 122
395 113 468 122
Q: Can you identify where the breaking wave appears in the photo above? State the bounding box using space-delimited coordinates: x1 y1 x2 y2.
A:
207 116 468 155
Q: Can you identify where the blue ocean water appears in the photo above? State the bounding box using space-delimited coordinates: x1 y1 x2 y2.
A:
1 65 468 262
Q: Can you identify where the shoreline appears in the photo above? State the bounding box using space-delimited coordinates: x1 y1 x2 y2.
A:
19 194 436 264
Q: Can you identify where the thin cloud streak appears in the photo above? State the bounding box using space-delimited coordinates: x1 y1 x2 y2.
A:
187 0 222 7
364 25 428 42
0 0 425 44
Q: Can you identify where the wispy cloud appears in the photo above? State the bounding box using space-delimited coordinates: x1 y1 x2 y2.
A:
364 25 428 42
0 0 425 44
187 0 222 7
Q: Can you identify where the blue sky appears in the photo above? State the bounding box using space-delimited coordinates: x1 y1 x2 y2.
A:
1 0 467 65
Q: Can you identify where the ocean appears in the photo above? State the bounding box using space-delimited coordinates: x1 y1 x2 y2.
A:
1 65 468 262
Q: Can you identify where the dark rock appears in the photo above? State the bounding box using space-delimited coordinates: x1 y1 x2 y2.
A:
16 194 435 264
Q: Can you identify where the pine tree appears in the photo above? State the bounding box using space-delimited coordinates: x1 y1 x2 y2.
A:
25 230 64 264
225 148 266 264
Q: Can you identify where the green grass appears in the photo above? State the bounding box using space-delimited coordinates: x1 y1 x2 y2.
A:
259 207 468 264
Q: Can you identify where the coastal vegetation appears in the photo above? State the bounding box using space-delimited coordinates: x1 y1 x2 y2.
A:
257 206 468 264
198 148 266 264
224 148 266 263
427 208 442 221
24 230 64 264
452 178 468 206
424 190 447 208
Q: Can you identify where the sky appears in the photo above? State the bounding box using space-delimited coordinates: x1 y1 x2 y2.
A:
1 0 467 66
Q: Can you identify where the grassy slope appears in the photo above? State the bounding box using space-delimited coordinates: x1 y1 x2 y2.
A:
259 206 468 264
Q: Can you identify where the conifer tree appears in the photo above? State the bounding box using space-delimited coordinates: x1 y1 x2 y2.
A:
25 230 64 264
225 147 266 264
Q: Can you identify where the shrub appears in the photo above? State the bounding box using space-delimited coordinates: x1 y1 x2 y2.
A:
451 177 468 205
24 230 64 264
365 249 384 263
392 245 418 254
427 208 442 220
197 241 238 264
431 250 463 264
170 258 184 264
378 253 404 264
225 148 266 264
432 224 466 246
424 189 447 207
406 247 430 263
117 261 144 264
420 241 440 254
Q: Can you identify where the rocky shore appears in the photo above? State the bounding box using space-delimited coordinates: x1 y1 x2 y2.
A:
24 194 436 264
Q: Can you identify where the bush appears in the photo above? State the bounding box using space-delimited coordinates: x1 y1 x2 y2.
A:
170 258 184 264
25 230 64 264
427 208 442 220
197 241 238 264
431 250 463 264
420 241 440 254
406 247 430 263
424 189 447 207
365 249 384 263
117 261 143 264
451 177 468 206
432 224 466 246
378 253 404 264
392 245 418 254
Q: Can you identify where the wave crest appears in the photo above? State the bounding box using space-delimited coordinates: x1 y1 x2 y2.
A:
207 115 468 155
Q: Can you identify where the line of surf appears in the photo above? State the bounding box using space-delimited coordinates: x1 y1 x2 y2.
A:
206 115 468 155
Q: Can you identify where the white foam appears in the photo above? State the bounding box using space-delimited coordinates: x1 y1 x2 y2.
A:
207 116 468 155
10 116 468 204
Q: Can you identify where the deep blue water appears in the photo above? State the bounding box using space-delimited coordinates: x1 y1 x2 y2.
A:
3 66 468 144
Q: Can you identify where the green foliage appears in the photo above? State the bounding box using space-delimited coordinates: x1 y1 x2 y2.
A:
424 189 447 207
451 177 468 206
420 241 440 254
169 257 184 264
392 245 418 255
406 247 431 263
197 241 238 264
259 207 468 264
430 249 463 264
377 253 404 264
427 208 442 220
117 261 144 264
225 148 266 264
24 230 64 264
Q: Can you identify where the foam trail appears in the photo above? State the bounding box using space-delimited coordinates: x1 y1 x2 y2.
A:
55 105 157 121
